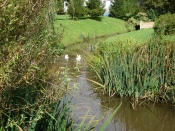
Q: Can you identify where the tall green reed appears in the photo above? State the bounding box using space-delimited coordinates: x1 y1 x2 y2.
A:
87 37 175 104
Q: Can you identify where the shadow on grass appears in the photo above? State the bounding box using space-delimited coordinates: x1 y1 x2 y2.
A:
89 16 103 22
55 15 103 22
55 15 88 21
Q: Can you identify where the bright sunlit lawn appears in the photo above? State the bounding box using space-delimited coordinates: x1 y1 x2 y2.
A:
54 15 129 47
106 28 154 44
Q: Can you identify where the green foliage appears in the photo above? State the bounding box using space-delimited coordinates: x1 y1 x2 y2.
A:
127 12 154 31
67 0 88 19
86 0 105 18
146 8 159 21
0 0 72 130
99 103 122 131
141 0 175 15
127 17 139 31
134 12 152 22
56 0 65 14
109 0 140 20
154 13 175 36
88 8 105 18
88 38 175 104
109 0 124 18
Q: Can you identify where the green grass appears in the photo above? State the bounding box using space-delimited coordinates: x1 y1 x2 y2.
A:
54 15 129 47
106 28 154 44
163 35 175 41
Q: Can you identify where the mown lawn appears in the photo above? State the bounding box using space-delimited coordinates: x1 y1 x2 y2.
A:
54 15 129 47
106 28 154 44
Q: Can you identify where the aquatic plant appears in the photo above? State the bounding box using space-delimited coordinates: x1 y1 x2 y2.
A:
87 37 175 104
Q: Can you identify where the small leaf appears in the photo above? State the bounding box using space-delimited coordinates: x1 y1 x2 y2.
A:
99 103 122 131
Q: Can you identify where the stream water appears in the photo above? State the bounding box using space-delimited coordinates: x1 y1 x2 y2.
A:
56 38 175 131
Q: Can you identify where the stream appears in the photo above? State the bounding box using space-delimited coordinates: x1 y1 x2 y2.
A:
56 38 175 131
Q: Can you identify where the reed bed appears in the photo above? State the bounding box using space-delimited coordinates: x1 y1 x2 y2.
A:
87 37 175 104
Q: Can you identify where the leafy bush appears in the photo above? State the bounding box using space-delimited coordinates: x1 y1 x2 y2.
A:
146 8 159 21
134 12 152 22
127 17 139 31
0 0 72 130
126 12 153 31
154 13 175 36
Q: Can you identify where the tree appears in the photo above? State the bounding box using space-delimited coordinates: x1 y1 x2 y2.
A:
141 0 175 16
56 0 64 14
86 0 105 17
67 0 88 19
109 0 140 20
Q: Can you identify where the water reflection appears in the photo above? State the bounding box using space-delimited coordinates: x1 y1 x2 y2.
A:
98 96 175 131
55 38 175 131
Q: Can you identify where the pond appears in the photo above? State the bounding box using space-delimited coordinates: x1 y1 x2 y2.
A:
55 38 175 131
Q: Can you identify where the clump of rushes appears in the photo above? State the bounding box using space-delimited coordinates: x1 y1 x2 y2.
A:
87 37 175 105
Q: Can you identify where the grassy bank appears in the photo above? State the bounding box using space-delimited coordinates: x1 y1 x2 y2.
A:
54 15 129 47
106 28 175 43
106 28 154 43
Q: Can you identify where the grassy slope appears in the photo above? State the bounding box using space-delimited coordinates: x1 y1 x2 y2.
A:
106 28 154 44
54 15 128 47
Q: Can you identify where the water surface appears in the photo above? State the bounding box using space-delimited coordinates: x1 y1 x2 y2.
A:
55 39 175 131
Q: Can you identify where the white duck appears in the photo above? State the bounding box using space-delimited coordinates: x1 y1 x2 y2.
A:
65 54 69 61
76 55 81 62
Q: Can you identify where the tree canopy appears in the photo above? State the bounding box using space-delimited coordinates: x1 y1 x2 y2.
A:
67 0 88 19
109 0 175 20
86 0 105 17
56 0 64 14
141 0 175 16
109 0 140 20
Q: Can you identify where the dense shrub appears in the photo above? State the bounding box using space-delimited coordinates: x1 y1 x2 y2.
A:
0 0 72 130
127 17 139 31
154 13 175 36
127 12 154 31
134 12 152 22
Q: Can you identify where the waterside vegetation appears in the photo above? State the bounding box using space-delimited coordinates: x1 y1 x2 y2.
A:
1 0 175 130
87 34 175 106
86 12 175 106
0 0 74 130
0 0 123 130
